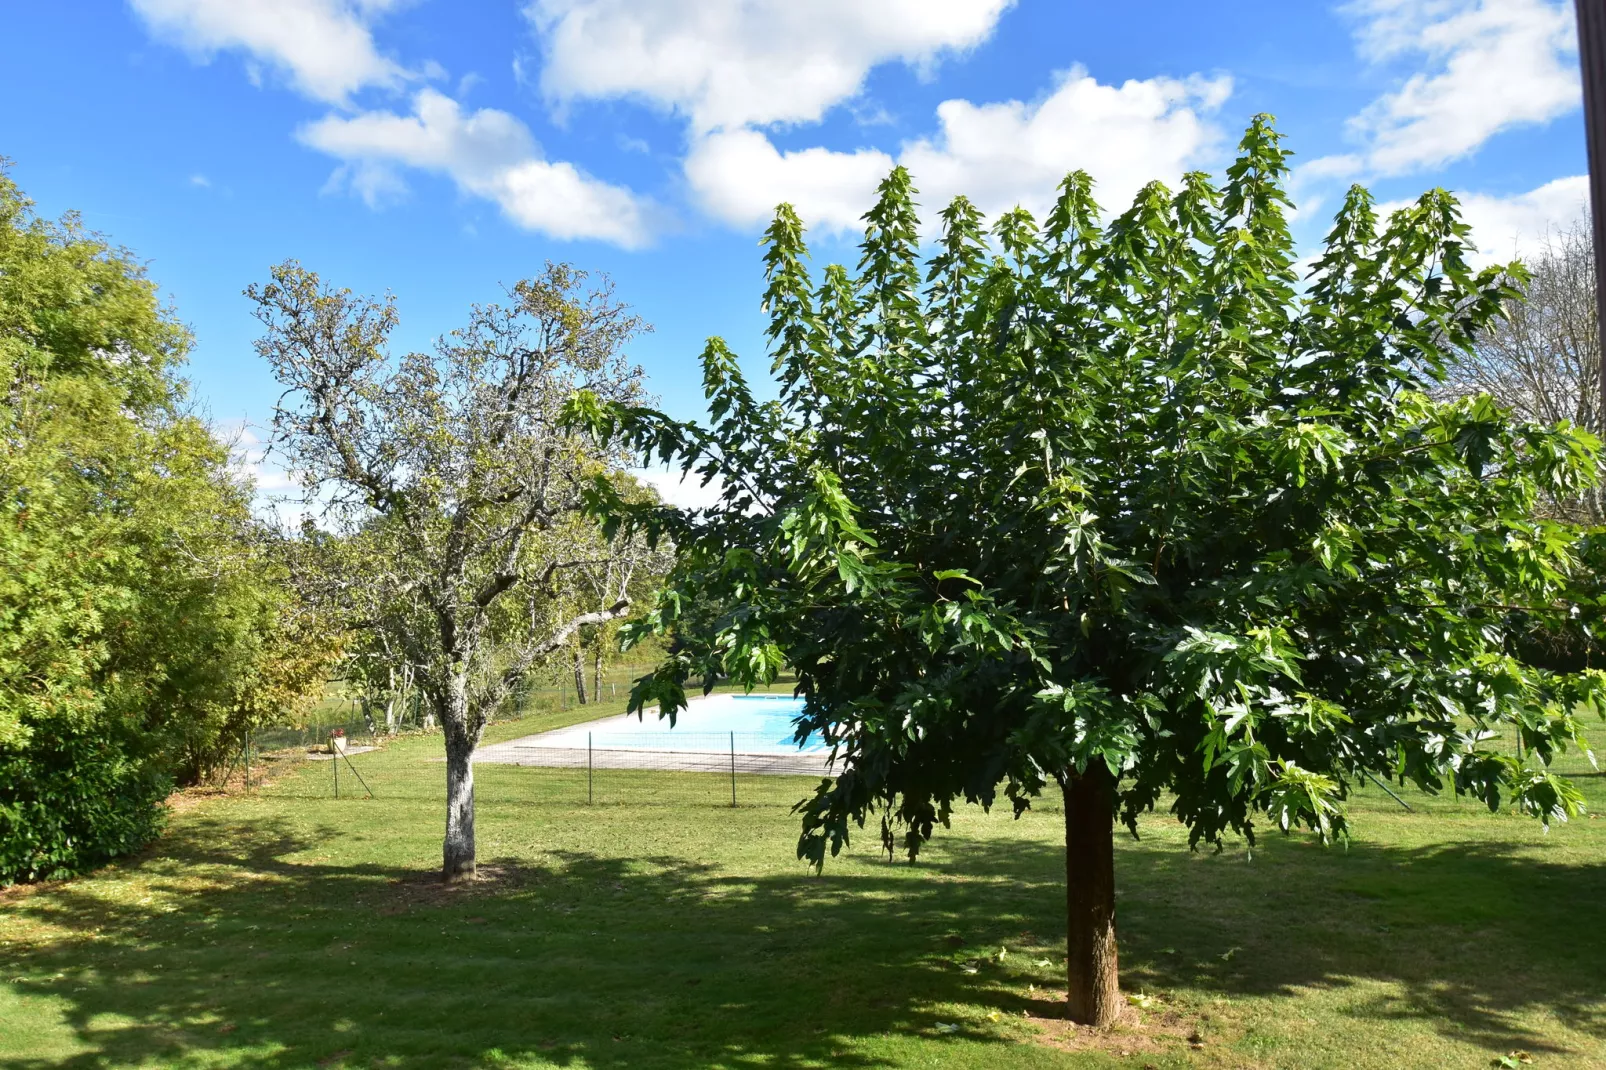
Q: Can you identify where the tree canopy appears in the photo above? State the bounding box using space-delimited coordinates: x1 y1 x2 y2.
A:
571 116 1606 1024
252 262 664 881
0 168 329 884
1445 221 1602 521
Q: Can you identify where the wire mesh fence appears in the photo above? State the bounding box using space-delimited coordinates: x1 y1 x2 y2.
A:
249 743 827 810
215 669 849 810
228 725 1088 820
235 706 833 810
250 668 684 756
475 729 829 806
252 718 385 753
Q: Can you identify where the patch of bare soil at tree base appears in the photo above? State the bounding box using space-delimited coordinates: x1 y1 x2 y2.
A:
1025 997 1205 1063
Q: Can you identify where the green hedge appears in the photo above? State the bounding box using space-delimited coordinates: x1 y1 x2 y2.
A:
0 728 171 885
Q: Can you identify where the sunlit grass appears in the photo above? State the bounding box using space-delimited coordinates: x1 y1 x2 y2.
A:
2 709 1603 1069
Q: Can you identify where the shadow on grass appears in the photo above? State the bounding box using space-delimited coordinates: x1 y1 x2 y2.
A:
1 815 1037 1070
3 809 1604 1068
971 831 1606 1057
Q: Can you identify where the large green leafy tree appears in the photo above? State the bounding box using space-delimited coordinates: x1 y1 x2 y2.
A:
0 169 328 883
572 118 1605 1024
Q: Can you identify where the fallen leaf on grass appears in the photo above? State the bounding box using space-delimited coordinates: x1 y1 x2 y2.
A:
1219 946 1241 961
935 1022 961 1034
1034 958 1052 968
1493 1053 1535 1068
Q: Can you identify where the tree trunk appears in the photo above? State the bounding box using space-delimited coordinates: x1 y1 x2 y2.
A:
385 667 397 734
1064 766 1120 1026
441 677 477 882
592 648 603 705
573 648 588 705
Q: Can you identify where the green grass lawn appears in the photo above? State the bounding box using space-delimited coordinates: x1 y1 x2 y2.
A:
3 697 1604 1069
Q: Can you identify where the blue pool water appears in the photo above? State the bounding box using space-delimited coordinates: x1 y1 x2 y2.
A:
532 693 823 754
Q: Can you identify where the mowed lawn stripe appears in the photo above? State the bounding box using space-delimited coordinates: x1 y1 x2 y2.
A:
1 726 1602 1069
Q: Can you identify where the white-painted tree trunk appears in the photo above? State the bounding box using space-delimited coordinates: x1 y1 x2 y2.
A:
384 667 397 734
441 675 478 882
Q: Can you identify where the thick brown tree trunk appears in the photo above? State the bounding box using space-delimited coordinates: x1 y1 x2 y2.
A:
441 676 477 882
573 648 588 705
1063 766 1120 1025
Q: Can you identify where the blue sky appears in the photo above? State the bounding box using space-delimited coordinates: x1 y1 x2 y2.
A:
0 0 1590 504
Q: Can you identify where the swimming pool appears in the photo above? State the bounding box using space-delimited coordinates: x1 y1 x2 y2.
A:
522 693 823 755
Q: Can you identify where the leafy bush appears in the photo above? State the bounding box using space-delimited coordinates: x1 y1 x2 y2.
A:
0 167 332 884
0 728 170 883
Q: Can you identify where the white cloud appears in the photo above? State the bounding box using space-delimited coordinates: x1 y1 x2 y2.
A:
1453 174 1588 265
527 0 1230 240
222 422 313 526
130 0 409 104
687 68 1233 234
1377 175 1587 266
632 465 728 512
227 425 299 494
303 88 538 183
1336 0 1579 176
685 130 895 233
902 68 1233 223
300 89 653 246
134 1 658 245
527 0 1014 133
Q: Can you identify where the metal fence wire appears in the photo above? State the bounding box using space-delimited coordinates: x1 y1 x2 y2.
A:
474 729 830 807
239 726 1086 815
241 727 834 809
249 672 672 757
233 678 931 811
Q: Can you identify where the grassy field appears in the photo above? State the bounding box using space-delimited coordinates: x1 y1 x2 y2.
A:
2 692 1604 1069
